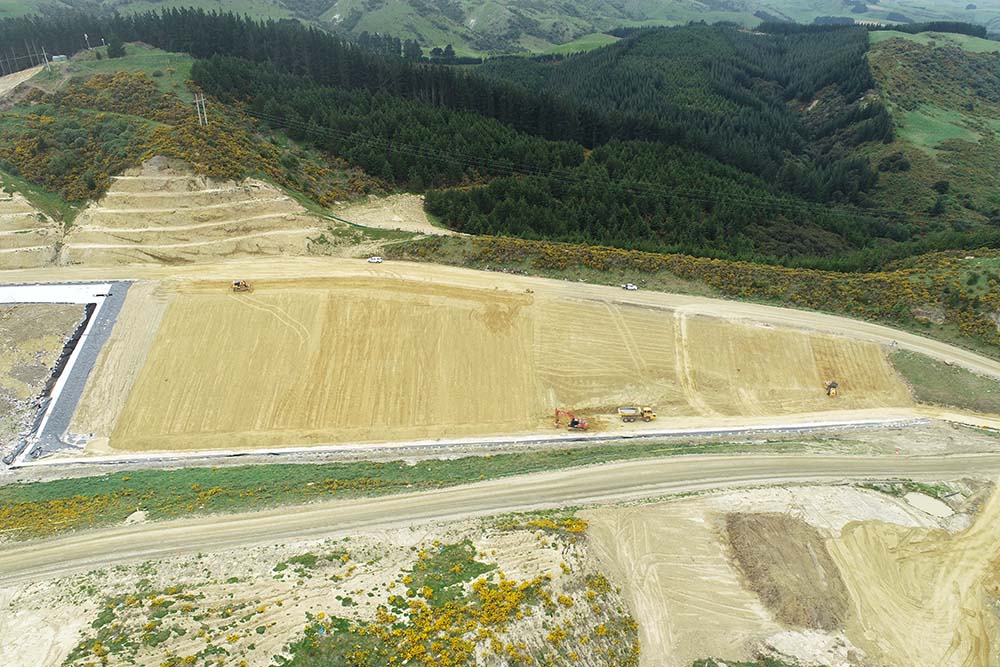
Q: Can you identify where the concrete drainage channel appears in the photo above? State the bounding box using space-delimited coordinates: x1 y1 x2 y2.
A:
0 281 131 466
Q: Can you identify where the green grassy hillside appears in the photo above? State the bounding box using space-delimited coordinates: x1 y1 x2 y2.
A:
868 34 1000 229
2 0 999 54
0 44 380 216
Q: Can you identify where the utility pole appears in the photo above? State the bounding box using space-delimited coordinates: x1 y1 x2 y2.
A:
194 93 208 127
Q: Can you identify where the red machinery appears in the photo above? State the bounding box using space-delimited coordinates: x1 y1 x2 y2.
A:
554 408 589 431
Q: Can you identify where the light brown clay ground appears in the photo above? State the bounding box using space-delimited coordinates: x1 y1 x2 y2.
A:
582 484 980 667
0 517 635 667
60 158 329 265
0 65 42 99
94 274 914 452
829 478 1000 667
0 188 60 270
333 193 454 235
69 281 169 447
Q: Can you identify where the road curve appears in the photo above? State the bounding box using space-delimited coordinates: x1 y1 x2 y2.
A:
3 452 999 586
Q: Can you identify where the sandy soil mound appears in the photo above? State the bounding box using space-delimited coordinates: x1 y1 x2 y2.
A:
0 304 85 453
0 188 60 270
333 193 453 235
582 486 945 667
829 480 1000 667
61 158 326 265
96 276 914 452
725 512 849 630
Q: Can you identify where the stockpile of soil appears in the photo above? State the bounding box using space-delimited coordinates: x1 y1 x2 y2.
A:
725 512 849 630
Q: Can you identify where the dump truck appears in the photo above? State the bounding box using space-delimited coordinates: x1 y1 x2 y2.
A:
554 408 588 431
231 280 251 293
618 406 656 423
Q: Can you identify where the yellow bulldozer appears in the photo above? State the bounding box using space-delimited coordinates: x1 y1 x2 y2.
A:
231 279 252 293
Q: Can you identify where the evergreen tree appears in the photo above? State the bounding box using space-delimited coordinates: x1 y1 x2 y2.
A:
106 33 125 58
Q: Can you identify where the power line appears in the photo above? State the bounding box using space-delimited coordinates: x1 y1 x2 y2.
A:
236 104 912 224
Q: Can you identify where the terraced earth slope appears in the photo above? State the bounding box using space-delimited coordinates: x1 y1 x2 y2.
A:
61 158 327 265
0 188 60 270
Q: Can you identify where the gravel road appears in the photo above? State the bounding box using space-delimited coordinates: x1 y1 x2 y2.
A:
2 452 998 585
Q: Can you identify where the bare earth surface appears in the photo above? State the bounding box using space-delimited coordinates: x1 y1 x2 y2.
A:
830 480 1000 667
60 159 328 265
0 66 42 98
83 272 912 452
3 453 999 586
2 257 996 383
584 480 1000 667
333 193 454 235
0 188 60 269
0 518 636 667
0 257 996 454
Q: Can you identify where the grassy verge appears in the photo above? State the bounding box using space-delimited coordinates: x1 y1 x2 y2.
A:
31 43 195 101
0 438 824 540
860 480 953 500
890 349 1000 414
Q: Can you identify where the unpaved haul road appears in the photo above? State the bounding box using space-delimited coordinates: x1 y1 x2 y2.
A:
3 452 999 586
3 257 998 379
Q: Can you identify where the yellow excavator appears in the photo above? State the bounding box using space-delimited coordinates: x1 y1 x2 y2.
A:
825 380 839 398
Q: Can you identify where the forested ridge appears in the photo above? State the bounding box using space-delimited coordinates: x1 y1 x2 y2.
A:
479 24 891 202
0 10 998 268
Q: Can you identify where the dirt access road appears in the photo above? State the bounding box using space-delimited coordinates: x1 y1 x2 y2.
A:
2 257 997 380
2 452 999 586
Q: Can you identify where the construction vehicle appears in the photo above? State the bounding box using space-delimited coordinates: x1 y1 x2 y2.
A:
231 280 251 293
554 408 588 431
618 406 656 423
825 380 839 398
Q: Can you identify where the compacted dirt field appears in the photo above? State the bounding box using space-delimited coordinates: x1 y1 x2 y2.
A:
75 272 915 452
333 193 454 235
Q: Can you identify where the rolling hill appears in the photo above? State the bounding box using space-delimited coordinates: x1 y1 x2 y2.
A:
1 0 998 54
0 11 997 352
